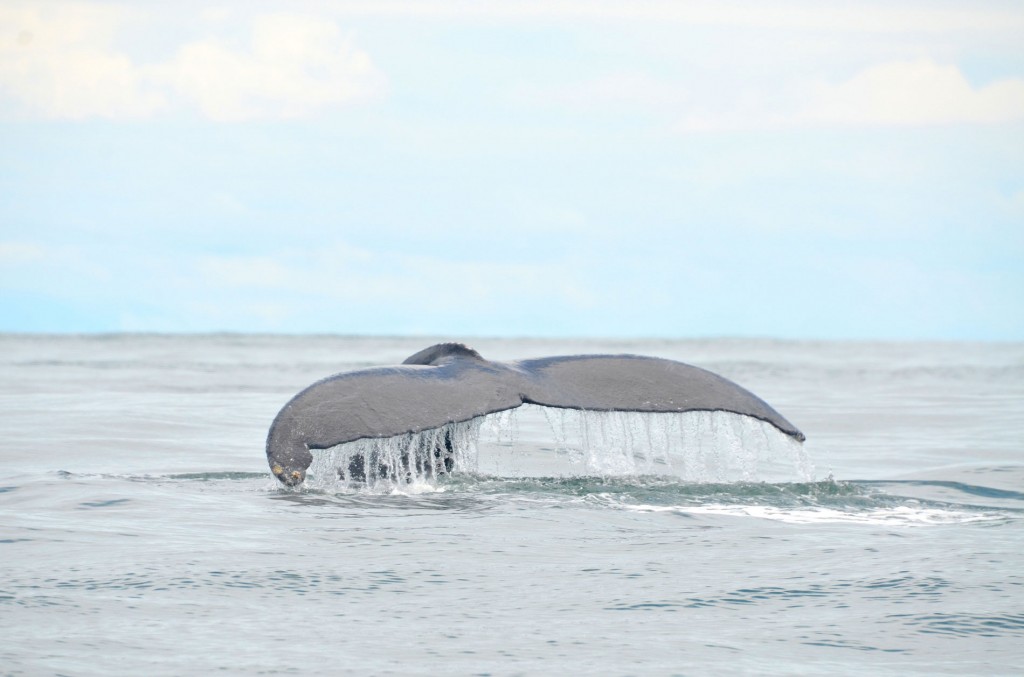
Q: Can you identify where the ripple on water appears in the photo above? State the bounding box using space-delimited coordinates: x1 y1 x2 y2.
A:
0 565 464 608
268 487 494 515
261 471 1024 528
605 574 954 612
38 469 1024 529
883 612 1024 638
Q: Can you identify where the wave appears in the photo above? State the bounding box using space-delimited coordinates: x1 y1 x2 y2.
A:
274 474 1021 526
49 469 1023 527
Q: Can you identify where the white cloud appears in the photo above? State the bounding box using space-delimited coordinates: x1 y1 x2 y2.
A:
801 59 1024 127
0 239 597 331
199 7 232 23
186 244 598 330
159 14 385 121
0 4 164 118
1011 190 1024 217
514 71 689 110
0 4 385 120
0 241 46 264
198 255 293 288
675 59 1024 133
326 1 1024 35
0 241 112 295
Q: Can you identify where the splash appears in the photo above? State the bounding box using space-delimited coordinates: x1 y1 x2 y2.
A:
307 418 483 491
538 407 812 482
306 405 811 489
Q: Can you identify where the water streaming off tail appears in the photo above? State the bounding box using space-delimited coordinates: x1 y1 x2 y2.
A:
307 418 484 491
539 407 812 482
307 406 811 490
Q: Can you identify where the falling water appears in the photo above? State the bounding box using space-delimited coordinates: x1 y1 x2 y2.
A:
307 405 811 489
538 406 811 481
307 417 484 490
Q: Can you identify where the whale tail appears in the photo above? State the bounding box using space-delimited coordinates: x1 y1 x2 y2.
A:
266 343 805 485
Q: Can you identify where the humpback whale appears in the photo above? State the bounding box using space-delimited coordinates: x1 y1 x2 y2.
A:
266 343 804 486
266 343 804 485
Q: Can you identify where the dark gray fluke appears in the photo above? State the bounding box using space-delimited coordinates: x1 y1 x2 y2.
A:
266 343 805 485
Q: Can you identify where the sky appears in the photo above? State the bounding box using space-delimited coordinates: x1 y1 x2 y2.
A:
1 0 1022 339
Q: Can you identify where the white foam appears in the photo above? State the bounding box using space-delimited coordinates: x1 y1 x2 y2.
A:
626 503 1011 526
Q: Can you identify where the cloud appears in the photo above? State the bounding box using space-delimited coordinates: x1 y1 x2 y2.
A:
194 245 594 311
326 1 1024 35
0 241 112 296
0 4 385 120
159 14 385 121
0 4 164 118
0 237 597 332
180 248 603 334
801 59 1024 127
514 71 689 110
675 59 1024 133
0 241 46 264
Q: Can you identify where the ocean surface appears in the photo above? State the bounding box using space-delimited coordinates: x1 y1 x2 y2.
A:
1 334 1022 675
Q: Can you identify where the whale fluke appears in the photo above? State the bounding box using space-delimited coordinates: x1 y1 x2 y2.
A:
266 343 805 486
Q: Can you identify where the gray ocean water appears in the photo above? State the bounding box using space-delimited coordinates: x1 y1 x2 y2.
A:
1 334 1022 676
